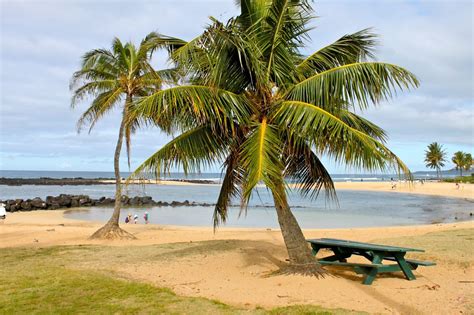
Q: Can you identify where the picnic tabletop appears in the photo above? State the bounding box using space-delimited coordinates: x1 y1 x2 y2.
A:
307 238 425 253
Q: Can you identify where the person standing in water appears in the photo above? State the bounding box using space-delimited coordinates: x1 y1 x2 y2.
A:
134 214 138 224
144 211 149 224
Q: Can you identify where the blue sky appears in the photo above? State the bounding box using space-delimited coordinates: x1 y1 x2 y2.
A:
0 0 472 173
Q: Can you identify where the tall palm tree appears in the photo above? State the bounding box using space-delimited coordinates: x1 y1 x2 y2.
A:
70 34 177 239
424 142 447 179
452 151 465 176
131 0 418 274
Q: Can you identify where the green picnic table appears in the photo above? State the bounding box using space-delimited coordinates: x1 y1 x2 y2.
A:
307 238 436 285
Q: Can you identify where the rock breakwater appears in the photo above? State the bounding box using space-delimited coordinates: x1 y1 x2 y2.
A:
0 177 217 186
0 194 215 212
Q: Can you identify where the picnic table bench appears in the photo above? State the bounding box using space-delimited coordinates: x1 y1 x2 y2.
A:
307 238 436 285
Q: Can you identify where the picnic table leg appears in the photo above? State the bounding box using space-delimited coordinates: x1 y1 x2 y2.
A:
319 247 350 262
362 268 378 285
311 245 321 256
394 253 416 281
362 252 383 285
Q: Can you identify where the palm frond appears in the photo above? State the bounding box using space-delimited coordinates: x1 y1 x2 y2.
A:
240 118 284 203
144 32 187 56
213 148 244 228
236 0 268 30
294 28 377 80
287 62 419 110
338 110 387 142
283 133 336 201
76 88 123 133
274 101 411 175
130 125 230 179
71 79 118 108
251 0 312 86
133 85 252 130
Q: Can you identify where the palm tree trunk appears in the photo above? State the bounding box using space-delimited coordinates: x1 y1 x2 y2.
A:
271 179 325 276
90 98 135 240
108 109 126 226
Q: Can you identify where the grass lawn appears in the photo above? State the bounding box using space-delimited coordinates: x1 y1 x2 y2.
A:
0 243 358 315
373 228 474 268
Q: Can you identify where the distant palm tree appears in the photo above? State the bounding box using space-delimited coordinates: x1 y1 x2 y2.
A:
131 0 418 275
452 151 466 176
463 153 473 174
70 34 177 239
425 142 447 178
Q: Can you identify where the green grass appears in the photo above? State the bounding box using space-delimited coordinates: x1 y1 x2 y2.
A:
442 174 474 184
372 228 474 268
0 244 359 315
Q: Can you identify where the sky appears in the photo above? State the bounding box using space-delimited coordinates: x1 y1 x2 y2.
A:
0 0 473 174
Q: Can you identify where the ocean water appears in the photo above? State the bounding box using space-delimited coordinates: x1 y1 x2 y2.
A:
1 182 472 228
0 169 438 182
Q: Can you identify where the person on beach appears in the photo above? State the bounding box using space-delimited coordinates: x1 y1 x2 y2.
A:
125 213 130 224
144 211 149 224
0 203 6 223
134 214 138 224
391 180 397 190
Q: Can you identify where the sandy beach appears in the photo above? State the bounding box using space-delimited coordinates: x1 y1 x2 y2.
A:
110 179 474 199
1 182 473 314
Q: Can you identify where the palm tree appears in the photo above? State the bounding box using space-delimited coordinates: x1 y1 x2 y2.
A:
463 153 473 174
131 0 418 274
70 34 177 239
424 142 447 179
452 151 465 176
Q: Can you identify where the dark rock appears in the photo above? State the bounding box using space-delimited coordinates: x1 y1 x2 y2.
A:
101 198 112 204
58 194 72 207
20 201 32 210
49 202 60 210
129 196 140 206
45 196 54 205
79 198 90 206
31 197 47 209
142 196 153 204
71 199 79 207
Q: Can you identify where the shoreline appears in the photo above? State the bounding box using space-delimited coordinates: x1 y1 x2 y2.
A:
336 181 474 199
1 208 472 246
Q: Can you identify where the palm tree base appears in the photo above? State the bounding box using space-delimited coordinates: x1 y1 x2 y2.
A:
89 222 136 240
275 262 328 278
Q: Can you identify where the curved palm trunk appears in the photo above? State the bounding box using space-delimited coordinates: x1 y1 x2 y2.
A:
109 112 126 225
90 99 135 240
271 179 325 276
